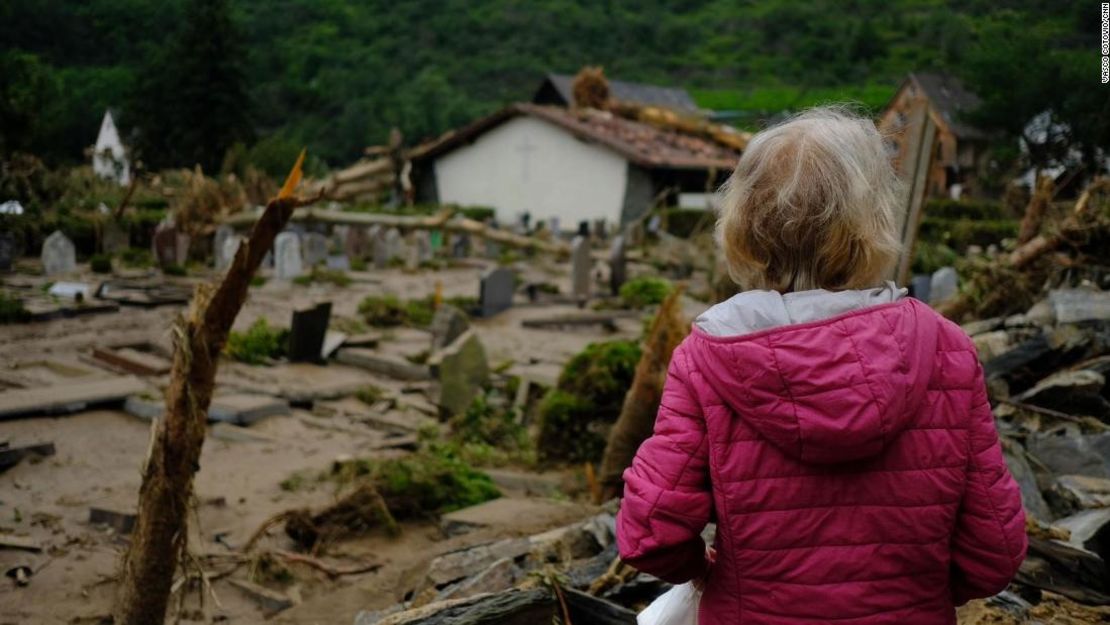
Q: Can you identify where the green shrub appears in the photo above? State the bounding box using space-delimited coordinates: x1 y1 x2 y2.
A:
357 294 437 327
292 266 351 287
250 275 267 287
225 318 288 364
119 247 154 268
0 292 30 324
447 393 533 467
918 217 1018 252
89 253 112 273
458 206 496 222
335 448 500 519
912 241 959 275
538 339 642 463
619 276 673 309
162 263 187 276
356 385 385 405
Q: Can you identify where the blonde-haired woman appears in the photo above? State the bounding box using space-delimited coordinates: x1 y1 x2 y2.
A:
617 107 1025 624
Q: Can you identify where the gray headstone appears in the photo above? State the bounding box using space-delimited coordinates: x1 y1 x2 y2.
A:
549 218 560 236
213 225 234 268
571 236 591 302
274 232 303 280
910 275 931 303
431 305 470 351
452 234 471 259
479 267 514 317
0 232 13 272
429 330 488 418
413 230 432 264
220 235 242 270
289 302 331 363
302 232 328 267
384 228 403 263
608 235 626 296
1049 288 1110 324
41 230 76 276
929 266 958 305
369 226 388 269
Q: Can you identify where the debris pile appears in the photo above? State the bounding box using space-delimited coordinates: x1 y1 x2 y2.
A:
941 179 1110 620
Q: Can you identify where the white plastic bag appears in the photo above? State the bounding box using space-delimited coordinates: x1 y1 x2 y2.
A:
637 582 702 625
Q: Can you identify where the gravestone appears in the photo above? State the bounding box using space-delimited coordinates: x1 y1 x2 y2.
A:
571 236 591 303
452 234 471 259
484 239 502 260
608 235 626 296
910 275 931 303
413 230 432 265
220 236 242 270
369 226 387 269
344 226 368 261
0 232 15 272
41 230 76 276
384 228 403 263
213 225 234 268
274 232 303 280
429 330 488 418
302 232 329 267
152 221 190 268
431 305 470 351
929 266 958 305
288 302 332 363
479 267 515 317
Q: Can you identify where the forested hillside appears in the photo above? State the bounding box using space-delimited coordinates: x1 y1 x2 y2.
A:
0 0 1098 169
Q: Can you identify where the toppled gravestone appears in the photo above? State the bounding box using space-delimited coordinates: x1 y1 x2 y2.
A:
1049 474 1110 513
428 329 488 417
430 305 469 351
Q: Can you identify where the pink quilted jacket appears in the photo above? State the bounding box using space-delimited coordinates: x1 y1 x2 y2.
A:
617 297 1026 624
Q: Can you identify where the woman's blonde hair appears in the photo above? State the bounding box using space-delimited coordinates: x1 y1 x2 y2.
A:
717 106 903 292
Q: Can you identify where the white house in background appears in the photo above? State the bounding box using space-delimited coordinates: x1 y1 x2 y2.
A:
410 103 741 229
93 109 131 186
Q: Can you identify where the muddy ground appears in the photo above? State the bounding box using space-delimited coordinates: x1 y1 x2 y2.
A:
0 258 649 624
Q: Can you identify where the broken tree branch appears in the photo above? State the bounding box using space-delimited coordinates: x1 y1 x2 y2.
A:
113 152 318 625
222 206 570 256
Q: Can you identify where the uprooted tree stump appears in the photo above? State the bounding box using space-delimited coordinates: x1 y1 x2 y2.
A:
113 154 316 625
597 286 688 501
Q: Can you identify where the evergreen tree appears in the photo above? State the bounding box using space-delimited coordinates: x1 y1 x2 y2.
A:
130 0 251 172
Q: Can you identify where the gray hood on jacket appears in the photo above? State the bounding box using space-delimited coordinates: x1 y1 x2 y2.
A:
695 281 907 337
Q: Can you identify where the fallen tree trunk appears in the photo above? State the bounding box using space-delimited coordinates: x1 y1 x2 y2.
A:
113 154 317 625
222 207 570 256
597 287 689 501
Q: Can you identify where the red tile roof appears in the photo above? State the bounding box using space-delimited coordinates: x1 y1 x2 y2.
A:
413 103 742 171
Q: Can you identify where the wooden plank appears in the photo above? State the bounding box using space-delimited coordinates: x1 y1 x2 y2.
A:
891 99 937 286
0 376 146 419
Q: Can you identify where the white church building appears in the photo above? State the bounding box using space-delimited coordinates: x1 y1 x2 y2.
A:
410 102 741 228
93 109 131 186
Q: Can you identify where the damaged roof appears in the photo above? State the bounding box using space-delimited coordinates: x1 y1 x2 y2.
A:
909 72 986 140
534 73 700 113
413 103 742 171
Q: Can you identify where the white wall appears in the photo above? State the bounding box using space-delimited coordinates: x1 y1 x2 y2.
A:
433 116 628 226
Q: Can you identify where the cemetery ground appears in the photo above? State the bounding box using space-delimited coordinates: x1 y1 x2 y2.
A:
0 250 686 624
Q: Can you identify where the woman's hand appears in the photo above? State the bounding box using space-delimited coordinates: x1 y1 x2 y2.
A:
692 546 717 591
